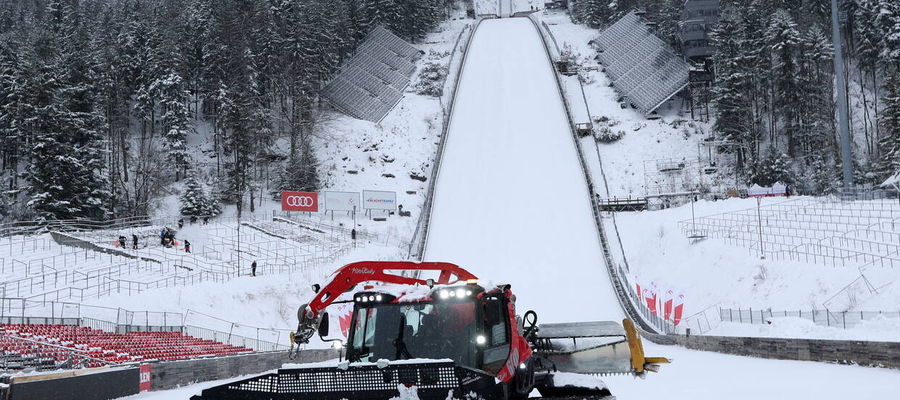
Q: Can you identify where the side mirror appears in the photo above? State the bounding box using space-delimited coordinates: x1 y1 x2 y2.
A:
311 284 321 294
318 312 330 338
425 279 435 288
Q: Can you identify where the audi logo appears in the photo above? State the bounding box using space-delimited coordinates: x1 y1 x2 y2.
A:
286 196 315 207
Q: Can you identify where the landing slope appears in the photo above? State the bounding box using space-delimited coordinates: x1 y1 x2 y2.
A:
424 18 622 323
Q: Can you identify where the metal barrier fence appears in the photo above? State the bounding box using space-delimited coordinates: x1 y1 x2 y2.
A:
0 299 184 328
678 196 900 268
1 216 353 306
182 325 289 352
718 307 900 329
0 216 156 238
183 309 288 348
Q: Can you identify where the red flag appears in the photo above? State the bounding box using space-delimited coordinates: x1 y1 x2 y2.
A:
664 290 674 320
672 294 685 326
643 288 657 315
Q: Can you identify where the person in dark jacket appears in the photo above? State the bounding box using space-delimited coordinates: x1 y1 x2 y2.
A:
178 218 184 229
118 235 127 248
251 261 257 277
184 239 191 253
132 234 138 250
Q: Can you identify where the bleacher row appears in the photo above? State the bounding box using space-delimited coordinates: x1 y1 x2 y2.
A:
593 11 689 114
1 324 252 370
322 25 421 122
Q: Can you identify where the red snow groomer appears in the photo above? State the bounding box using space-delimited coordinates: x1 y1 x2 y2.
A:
192 262 668 400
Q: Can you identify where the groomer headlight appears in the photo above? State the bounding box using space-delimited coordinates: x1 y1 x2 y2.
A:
434 285 483 301
354 292 395 304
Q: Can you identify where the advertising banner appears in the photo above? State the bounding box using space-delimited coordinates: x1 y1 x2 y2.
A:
281 191 318 212
139 364 152 392
324 191 360 212
362 190 397 211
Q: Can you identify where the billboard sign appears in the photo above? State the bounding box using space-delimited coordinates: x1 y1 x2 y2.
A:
281 191 318 212
324 191 360 212
363 190 397 211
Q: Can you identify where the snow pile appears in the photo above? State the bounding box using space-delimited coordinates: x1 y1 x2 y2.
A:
549 371 608 390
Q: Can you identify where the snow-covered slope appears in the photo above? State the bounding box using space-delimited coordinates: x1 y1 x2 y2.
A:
423 18 621 324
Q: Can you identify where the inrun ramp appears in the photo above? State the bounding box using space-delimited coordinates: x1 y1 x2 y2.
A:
424 18 623 323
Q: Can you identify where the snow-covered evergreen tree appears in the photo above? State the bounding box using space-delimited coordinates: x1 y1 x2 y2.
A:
876 74 900 179
180 173 220 217
796 25 834 162
157 71 193 180
711 9 755 168
750 149 795 187
23 2 110 221
766 9 803 157
0 0 461 221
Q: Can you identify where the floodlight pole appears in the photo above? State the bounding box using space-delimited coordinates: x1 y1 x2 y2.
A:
831 0 853 190
756 197 765 260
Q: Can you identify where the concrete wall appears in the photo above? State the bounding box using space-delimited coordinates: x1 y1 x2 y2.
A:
645 333 900 369
149 349 338 391
7 367 139 400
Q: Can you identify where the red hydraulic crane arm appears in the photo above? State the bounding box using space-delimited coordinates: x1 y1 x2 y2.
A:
305 261 478 318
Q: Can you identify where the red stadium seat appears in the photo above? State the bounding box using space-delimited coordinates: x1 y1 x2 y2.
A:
1 324 254 368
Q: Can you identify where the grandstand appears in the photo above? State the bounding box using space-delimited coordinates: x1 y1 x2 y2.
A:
679 194 900 268
591 11 690 115
1 324 251 371
322 26 422 122
0 215 353 376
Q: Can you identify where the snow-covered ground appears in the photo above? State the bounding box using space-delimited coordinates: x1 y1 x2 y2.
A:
539 10 716 198
109 14 900 400
612 196 900 339
423 17 622 324
530 9 900 340
83 244 404 332
306 16 474 245
601 342 900 400
117 340 900 400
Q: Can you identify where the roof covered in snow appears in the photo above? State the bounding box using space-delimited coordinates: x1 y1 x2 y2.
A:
592 12 690 115
322 26 421 122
